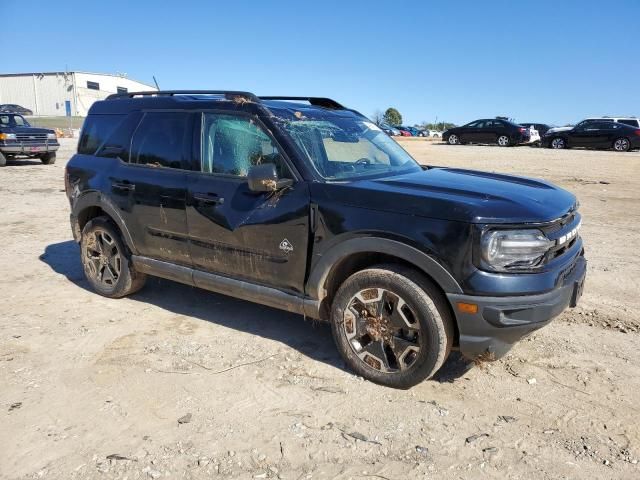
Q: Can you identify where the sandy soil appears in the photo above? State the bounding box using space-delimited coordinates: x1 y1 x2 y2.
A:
1 139 639 480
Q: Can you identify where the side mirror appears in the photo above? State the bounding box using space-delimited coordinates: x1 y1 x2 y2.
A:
248 164 293 192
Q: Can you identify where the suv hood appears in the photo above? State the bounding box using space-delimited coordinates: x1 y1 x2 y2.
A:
0 126 54 135
324 167 577 224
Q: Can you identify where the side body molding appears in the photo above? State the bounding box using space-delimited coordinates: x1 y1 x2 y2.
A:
306 237 463 302
70 191 139 254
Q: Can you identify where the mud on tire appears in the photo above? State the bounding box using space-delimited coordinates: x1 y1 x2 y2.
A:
80 216 146 298
330 264 454 389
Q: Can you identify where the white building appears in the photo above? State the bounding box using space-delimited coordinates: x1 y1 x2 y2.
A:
0 71 157 117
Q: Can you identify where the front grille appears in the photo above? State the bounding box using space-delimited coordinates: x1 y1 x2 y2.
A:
16 133 49 144
545 212 582 261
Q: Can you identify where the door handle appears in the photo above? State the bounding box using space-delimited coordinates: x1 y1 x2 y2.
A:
112 181 135 192
194 193 224 205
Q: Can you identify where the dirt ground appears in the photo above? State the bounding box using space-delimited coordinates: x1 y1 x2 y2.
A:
1 138 639 480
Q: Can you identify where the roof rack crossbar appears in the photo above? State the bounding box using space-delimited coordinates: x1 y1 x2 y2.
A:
259 96 346 110
106 90 260 102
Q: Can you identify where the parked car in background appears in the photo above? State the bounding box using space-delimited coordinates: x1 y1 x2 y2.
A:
429 130 442 138
543 119 640 152
518 123 552 137
397 128 412 137
380 123 401 136
0 113 59 166
0 104 34 116
443 118 530 147
402 126 422 137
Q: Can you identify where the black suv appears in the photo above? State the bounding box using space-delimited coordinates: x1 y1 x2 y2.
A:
0 113 59 166
65 91 586 388
443 119 530 146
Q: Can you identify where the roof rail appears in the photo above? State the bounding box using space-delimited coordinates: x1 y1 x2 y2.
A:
259 96 346 110
105 90 260 102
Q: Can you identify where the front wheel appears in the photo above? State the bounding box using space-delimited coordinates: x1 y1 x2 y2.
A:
550 137 566 149
497 135 511 147
40 152 56 164
80 216 147 298
330 265 454 389
448 134 460 145
0 151 6 167
613 137 630 152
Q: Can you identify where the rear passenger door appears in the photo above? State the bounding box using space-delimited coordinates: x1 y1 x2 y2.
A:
107 111 194 265
185 111 310 295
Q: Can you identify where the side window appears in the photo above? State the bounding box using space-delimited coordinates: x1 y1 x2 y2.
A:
94 112 143 162
131 112 191 169
201 113 290 178
78 114 125 155
618 119 639 128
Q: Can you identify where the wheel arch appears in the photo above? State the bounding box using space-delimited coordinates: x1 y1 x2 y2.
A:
71 192 138 254
306 237 462 321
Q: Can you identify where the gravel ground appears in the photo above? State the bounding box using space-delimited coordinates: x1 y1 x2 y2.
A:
1 138 639 479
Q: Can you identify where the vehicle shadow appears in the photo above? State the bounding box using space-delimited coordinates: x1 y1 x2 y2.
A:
40 240 472 383
5 158 44 166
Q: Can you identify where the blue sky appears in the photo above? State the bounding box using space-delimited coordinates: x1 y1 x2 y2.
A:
3 0 639 126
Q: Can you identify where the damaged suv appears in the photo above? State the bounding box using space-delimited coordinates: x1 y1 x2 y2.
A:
65 91 586 388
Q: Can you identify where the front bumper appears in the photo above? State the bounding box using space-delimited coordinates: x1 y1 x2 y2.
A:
0 142 59 155
447 255 587 360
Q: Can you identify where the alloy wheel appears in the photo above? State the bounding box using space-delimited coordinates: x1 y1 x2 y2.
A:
83 229 122 287
498 135 510 146
448 134 459 145
342 288 421 373
551 138 565 149
614 138 630 152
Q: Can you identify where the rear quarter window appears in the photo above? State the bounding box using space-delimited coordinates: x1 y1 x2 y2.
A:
618 119 639 128
78 114 126 155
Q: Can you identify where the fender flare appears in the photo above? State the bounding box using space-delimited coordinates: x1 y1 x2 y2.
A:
306 237 463 302
71 191 139 254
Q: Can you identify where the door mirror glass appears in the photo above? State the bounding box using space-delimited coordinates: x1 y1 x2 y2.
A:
248 164 293 192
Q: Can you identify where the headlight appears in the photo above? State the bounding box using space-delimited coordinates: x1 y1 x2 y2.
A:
0 133 17 140
47 133 57 140
481 229 553 271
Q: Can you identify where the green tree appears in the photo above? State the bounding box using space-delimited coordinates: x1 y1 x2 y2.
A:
383 108 402 126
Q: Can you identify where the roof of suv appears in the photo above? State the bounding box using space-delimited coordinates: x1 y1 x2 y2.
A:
89 91 361 119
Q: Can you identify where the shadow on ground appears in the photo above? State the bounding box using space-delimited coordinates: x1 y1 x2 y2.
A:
40 240 472 383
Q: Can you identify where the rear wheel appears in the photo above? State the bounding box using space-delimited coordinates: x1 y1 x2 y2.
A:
40 152 56 164
550 137 566 149
330 265 454 389
613 137 630 152
497 135 511 147
80 216 146 298
448 134 460 145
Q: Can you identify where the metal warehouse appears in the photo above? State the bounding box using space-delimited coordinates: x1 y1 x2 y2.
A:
0 72 157 117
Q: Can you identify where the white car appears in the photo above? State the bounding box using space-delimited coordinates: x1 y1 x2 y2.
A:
428 130 442 138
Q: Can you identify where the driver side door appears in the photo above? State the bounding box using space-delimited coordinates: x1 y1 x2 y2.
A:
186 112 310 295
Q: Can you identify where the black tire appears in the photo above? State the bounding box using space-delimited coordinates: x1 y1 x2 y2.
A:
447 134 460 145
0 151 6 167
550 137 566 149
330 264 454 389
80 216 146 298
612 137 630 152
497 135 511 147
40 152 56 164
